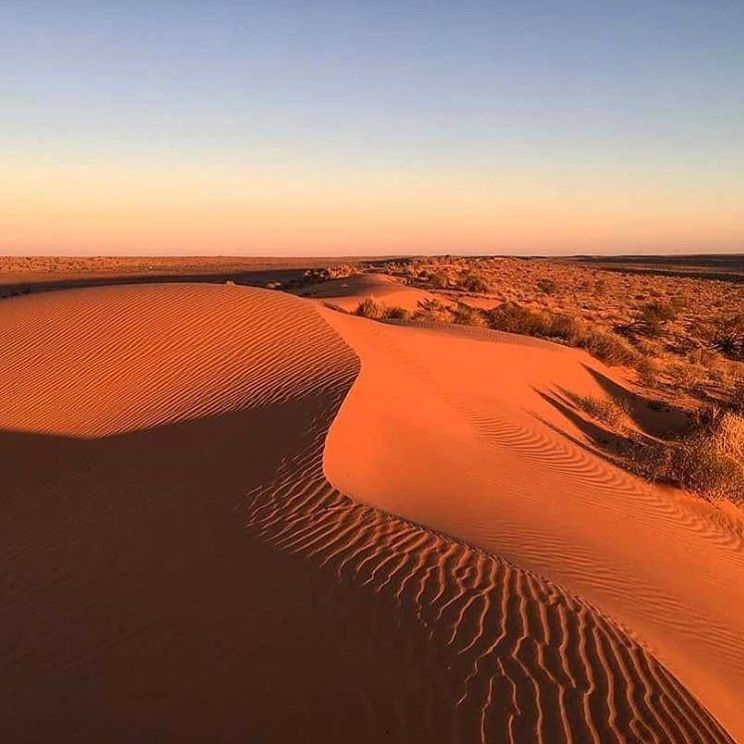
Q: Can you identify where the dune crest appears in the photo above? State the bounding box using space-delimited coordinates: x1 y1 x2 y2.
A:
1 283 735 741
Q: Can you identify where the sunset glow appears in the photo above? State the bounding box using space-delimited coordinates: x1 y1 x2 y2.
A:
2 1 743 255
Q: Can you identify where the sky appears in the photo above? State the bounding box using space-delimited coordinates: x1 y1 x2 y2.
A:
1 0 743 256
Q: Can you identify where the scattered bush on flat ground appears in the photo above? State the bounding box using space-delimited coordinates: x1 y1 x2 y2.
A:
372 255 744 402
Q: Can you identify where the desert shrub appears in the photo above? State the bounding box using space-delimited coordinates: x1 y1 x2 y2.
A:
381 305 409 321
487 302 642 368
711 314 744 360
414 298 452 323
575 395 629 427
622 403 744 505
577 330 641 367
355 299 409 322
688 347 720 368
656 413 744 504
730 381 744 413
355 298 384 320
459 273 491 293
451 303 486 326
488 303 550 335
537 278 558 295
427 271 449 289
327 264 358 279
634 355 659 385
638 301 678 337
667 361 705 389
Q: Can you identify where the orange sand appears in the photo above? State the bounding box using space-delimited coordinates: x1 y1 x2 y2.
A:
1 282 740 742
295 272 444 313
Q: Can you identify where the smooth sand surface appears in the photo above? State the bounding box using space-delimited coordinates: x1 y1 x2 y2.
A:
1 282 739 742
295 272 444 312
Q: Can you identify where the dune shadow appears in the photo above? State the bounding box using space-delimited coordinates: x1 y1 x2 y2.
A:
581 364 692 436
1 398 448 743
531 387 635 466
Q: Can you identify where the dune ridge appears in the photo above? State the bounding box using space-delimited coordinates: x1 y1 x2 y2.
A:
322 304 744 738
246 433 731 743
0 283 734 741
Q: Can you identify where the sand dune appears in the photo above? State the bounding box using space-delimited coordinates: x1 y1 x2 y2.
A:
295 271 443 313
322 302 744 739
1 283 738 742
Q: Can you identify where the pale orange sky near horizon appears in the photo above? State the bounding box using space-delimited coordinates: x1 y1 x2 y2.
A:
3 156 743 256
2 1 743 257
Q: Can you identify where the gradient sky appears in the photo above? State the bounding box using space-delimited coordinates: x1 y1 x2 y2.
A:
2 0 743 255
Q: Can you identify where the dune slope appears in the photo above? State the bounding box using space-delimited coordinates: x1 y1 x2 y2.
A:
322 305 744 740
295 272 442 313
0 283 733 742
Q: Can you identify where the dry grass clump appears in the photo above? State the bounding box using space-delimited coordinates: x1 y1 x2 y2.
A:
413 298 453 323
486 302 643 369
649 411 744 504
709 313 744 360
355 298 410 321
575 395 630 428
425 271 450 289
611 401 744 506
451 303 487 326
355 298 385 319
458 272 491 293
636 300 679 337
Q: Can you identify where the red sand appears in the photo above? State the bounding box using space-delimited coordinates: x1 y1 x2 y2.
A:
1 282 740 742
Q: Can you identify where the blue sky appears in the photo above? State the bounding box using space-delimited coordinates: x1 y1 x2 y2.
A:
2 0 743 254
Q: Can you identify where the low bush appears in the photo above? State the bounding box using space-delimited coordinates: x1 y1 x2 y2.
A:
451 303 487 326
355 298 385 320
382 305 410 321
654 412 744 504
459 273 491 293
729 381 744 413
537 278 558 295
710 314 744 360
637 301 679 337
355 299 409 321
486 302 643 368
427 271 449 289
